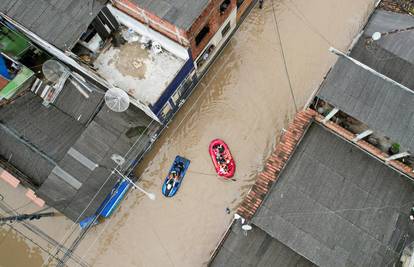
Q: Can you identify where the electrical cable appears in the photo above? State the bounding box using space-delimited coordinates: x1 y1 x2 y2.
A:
44 119 157 266
76 42 239 266
283 0 335 47
0 15 159 267
269 0 298 112
0 196 89 266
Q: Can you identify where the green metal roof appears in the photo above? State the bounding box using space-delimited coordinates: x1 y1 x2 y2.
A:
0 25 31 59
0 65 33 100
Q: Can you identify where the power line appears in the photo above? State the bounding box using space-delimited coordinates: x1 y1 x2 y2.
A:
0 14 160 266
0 222 65 265
44 120 158 266
0 196 89 267
75 47 239 265
270 0 298 112
283 0 335 47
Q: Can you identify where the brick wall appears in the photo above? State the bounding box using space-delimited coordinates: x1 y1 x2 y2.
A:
237 109 316 220
236 0 255 21
237 108 414 220
314 115 414 179
187 0 237 59
113 0 190 46
114 0 237 60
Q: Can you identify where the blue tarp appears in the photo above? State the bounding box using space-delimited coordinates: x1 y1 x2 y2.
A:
0 54 11 80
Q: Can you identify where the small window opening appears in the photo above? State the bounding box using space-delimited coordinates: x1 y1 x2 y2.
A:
221 22 231 37
195 25 210 46
220 0 231 14
237 0 245 8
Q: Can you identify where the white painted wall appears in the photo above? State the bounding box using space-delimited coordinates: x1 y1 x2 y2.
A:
107 5 189 60
195 7 237 71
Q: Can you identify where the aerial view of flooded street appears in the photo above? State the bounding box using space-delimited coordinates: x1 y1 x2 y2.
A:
6 0 407 266
68 1 375 266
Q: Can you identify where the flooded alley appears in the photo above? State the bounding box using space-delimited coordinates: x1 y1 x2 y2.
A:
66 0 376 266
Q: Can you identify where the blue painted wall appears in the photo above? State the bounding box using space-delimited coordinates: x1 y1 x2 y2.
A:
150 54 195 116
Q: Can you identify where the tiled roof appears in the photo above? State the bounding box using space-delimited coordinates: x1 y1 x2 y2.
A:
237 108 414 221
237 109 317 220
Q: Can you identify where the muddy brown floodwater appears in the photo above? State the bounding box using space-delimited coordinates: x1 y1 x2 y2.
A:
0 226 44 267
72 1 376 266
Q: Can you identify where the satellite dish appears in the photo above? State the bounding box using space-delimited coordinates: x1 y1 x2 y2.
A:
42 59 90 99
372 32 381 41
42 60 68 83
104 88 130 112
241 224 252 231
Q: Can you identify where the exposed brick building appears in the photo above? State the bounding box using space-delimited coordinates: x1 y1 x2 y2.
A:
113 0 243 64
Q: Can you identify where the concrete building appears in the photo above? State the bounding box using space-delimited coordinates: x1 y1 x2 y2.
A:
210 6 414 267
0 0 257 222
113 0 238 67
0 1 158 222
211 109 414 267
315 9 414 171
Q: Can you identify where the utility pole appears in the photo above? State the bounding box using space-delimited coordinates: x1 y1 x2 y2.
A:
111 168 156 200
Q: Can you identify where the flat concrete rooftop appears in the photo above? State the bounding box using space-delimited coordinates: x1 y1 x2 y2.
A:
94 27 185 106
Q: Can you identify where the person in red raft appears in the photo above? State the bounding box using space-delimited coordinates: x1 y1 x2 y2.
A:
213 144 230 175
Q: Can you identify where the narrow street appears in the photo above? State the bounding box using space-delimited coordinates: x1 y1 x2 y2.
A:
66 0 375 266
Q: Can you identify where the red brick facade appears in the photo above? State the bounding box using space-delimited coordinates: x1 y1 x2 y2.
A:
236 0 255 21
237 109 317 220
113 0 237 59
113 0 189 46
237 108 414 220
187 0 236 59
314 115 414 179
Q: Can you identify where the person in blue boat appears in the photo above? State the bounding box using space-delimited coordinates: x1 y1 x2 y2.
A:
169 162 185 181
169 170 179 181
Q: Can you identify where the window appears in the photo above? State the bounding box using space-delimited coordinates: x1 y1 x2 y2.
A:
220 0 231 14
160 102 172 119
195 25 210 46
237 0 244 8
221 22 231 37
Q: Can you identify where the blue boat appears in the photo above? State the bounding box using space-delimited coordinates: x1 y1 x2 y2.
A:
99 178 131 218
162 156 190 197
79 177 131 228
79 215 98 229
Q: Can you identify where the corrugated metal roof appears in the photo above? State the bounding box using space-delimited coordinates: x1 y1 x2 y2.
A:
38 105 153 221
211 221 316 267
0 85 152 221
53 81 104 124
362 10 414 65
316 9 414 153
0 0 106 50
317 56 414 153
252 124 414 267
364 10 414 37
130 0 209 30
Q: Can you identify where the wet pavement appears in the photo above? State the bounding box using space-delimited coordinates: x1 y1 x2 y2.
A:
0 0 375 266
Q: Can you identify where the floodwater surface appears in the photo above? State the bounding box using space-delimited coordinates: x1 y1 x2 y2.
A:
72 0 376 266
0 226 43 267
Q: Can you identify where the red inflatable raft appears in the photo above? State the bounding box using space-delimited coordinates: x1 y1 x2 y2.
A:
209 139 235 179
